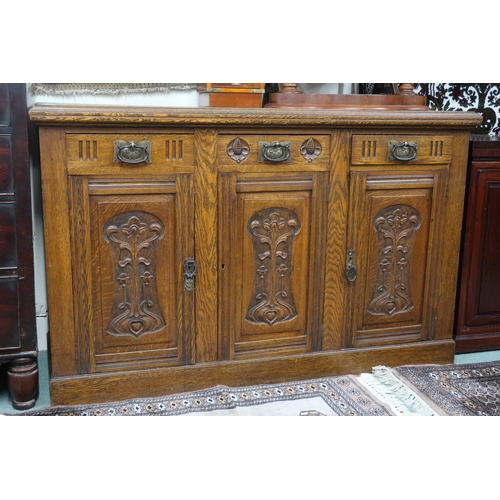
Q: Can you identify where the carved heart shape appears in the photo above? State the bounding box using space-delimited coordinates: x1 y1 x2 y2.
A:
265 310 278 325
385 301 396 316
130 321 144 334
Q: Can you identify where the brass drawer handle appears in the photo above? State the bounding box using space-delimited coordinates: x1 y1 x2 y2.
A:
114 140 152 164
388 140 417 161
258 141 292 163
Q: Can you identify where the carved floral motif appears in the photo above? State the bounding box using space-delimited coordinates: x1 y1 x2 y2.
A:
246 208 301 327
227 136 250 163
104 212 166 338
300 137 322 163
368 205 421 317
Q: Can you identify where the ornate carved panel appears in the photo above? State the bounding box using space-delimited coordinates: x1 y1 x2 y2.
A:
349 173 439 348
84 181 193 370
367 205 421 317
218 172 327 360
246 207 301 327
104 211 166 338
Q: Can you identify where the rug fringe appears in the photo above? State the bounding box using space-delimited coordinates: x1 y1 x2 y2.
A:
358 366 438 416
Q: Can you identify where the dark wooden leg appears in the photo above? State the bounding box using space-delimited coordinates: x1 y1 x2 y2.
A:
7 357 38 410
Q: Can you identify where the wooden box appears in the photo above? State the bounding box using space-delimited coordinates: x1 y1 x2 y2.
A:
197 83 266 108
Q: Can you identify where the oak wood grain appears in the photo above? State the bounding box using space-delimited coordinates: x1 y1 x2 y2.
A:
32 104 480 406
30 105 483 129
435 131 471 340
48 340 455 406
322 130 350 350
38 127 77 376
194 129 218 362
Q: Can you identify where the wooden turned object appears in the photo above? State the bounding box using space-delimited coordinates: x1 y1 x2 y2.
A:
7 357 39 410
280 83 302 93
399 84 417 95
266 82 427 109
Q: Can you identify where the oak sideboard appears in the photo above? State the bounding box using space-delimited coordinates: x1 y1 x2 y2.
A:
29 104 481 406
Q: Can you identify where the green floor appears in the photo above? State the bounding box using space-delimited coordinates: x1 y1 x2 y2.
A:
2 349 500 414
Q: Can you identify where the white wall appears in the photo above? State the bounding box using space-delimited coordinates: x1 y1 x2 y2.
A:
27 83 353 350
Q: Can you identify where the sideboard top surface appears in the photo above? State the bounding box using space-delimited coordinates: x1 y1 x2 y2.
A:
29 104 483 130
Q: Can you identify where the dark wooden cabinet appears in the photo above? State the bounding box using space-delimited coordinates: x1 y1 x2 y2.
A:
0 83 38 410
30 104 480 406
455 136 500 353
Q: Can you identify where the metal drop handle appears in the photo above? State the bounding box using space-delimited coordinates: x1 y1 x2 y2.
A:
388 141 417 161
346 249 357 282
114 140 151 164
184 258 197 292
258 141 292 163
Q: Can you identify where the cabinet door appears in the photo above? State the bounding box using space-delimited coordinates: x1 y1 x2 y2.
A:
69 175 194 373
219 172 328 359
455 163 500 349
347 170 448 347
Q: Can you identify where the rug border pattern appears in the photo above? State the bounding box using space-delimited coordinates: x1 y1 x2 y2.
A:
12 376 395 417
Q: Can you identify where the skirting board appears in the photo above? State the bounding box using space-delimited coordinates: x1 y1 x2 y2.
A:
48 340 455 406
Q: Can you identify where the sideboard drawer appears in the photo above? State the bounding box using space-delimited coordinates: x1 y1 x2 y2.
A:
66 133 194 172
218 134 330 171
351 134 453 166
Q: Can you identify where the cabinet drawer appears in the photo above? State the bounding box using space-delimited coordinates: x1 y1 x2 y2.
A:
218 134 330 171
351 134 453 165
66 133 194 172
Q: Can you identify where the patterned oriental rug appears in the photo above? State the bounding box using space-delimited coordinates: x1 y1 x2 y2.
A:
392 360 500 416
4 361 500 416
10 376 399 417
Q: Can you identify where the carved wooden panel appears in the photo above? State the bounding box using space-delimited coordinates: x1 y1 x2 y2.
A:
91 195 176 359
219 172 328 360
367 205 421 317
348 172 445 347
246 207 301 326
71 175 195 372
104 212 166 338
